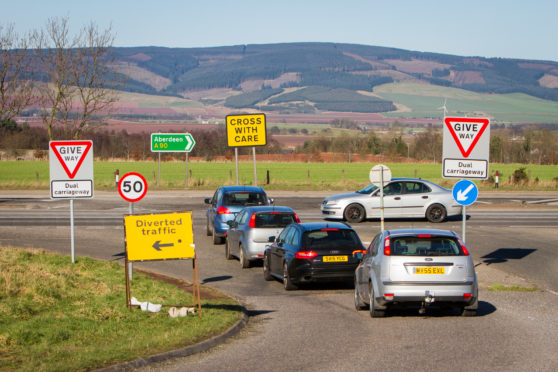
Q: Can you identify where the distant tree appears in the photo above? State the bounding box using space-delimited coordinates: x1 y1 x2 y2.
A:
0 24 34 123
32 17 123 140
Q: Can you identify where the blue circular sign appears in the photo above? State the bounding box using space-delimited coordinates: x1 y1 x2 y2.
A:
452 180 478 206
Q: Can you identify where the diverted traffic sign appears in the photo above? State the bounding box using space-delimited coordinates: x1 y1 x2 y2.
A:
151 133 195 152
124 212 195 261
443 117 490 179
49 140 94 198
226 113 267 147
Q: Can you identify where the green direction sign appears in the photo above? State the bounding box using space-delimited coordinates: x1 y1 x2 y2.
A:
151 133 195 152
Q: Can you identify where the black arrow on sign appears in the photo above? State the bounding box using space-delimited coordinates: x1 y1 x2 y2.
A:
152 241 174 251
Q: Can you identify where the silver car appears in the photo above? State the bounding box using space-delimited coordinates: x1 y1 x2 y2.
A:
321 178 461 223
354 229 478 317
225 206 300 268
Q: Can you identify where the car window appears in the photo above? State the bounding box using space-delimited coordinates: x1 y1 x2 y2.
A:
284 227 297 245
369 233 381 257
234 210 245 224
212 189 220 206
302 229 361 250
277 226 291 243
255 213 297 228
358 184 378 194
383 182 402 196
291 229 301 246
223 192 267 206
404 182 431 194
391 236 464 256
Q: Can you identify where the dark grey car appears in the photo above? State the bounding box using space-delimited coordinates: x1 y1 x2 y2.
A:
225 206 300 268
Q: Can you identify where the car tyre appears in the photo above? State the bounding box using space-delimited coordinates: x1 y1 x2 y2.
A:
283 262 297 291
263 254 273 281
344 203 365 223
206 218 212 236
354 278 368 311
461 297 478 317
369 284 385 318
426 203 447 223
239 244 250 268
213 228 223 245
225 239 233 260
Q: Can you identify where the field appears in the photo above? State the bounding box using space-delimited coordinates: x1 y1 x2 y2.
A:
1 160 557 191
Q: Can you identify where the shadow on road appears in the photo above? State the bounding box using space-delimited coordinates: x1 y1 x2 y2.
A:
202 275 233 284
481 248 536 265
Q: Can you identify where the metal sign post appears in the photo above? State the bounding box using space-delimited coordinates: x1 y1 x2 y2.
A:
49 140 94 264
452 180 479 243
369 164 392 231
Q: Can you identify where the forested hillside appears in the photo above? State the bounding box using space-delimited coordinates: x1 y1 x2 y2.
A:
109 42 558 113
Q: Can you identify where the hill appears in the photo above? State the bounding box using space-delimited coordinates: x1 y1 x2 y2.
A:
108 42 558 117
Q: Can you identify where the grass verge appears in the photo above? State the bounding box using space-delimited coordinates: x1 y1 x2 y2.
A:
0 246 243 372
488 283 538 292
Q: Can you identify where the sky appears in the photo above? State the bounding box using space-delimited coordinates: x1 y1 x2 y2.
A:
2 0 558 62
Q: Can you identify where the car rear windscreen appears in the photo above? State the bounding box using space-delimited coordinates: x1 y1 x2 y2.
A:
255 213 296 228
223 192 267 206
303 229 361 250
391 236 463 256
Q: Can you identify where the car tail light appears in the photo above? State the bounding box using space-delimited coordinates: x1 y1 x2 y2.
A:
321 228 339 231
295 251 318 259
458 239 470 256
248 213 257 228
417 234 432 238
294 213 301 223
463 293 472 300
384 293 394 300
217 206 231 214
384 237 391 256
352 249 367 256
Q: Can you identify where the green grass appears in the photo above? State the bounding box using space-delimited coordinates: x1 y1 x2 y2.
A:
1 160 557 191
489 283 538 292
0 246 242 372
374 82 558 124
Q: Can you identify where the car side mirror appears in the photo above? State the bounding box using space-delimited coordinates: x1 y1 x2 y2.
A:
227 220 236 227
353 249 367 260
268 198 274 205
204 198 211 204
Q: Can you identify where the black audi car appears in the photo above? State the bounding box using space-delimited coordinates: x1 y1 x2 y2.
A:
263 222 366 290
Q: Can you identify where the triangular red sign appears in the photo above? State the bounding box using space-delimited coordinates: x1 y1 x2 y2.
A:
444 117 489 157
49 141 92 179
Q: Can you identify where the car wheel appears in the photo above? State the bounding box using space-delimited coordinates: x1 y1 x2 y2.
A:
369 284 385 318
461 297 478 317
426 203 447 223
344 203 365 223
354 278 368 311
206 218 211 236
213 228 223 245
239 244 250 268
263 254 273 281
225 239 233 260
283 262 297 291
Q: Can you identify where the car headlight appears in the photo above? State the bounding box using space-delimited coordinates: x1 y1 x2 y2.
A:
322 200 336 206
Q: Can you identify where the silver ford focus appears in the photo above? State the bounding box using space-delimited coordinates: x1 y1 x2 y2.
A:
354 229 478 317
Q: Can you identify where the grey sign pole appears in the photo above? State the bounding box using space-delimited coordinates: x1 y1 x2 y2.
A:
70 199 75 263
129 202 134 280
253 147 258 186
235 148 239 185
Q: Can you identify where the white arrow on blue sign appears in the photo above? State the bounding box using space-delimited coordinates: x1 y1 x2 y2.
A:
452 180 478 206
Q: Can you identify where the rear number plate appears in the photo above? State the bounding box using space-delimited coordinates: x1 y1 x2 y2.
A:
414 267 445 274
323 255 348 262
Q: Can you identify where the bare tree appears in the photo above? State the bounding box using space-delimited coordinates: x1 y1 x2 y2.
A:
0 24 34 123
33 17 122 140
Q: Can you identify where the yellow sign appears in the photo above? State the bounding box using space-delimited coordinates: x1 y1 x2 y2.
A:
226 113 267 147
124 212 195 261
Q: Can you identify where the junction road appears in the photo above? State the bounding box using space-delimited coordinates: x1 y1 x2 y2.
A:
1 190 558 371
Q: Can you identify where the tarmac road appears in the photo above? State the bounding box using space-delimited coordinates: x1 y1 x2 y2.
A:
1 190 558 371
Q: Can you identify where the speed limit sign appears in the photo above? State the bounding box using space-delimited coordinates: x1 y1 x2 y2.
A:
118 172 148 202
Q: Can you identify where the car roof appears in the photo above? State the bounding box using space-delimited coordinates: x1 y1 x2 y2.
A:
243 206 295 213
296 222 354 232
385 229 458 238
219 185 267 193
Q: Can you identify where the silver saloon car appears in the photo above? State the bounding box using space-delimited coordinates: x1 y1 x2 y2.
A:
225 206 301 268
354 229 478 317
321 178 461 223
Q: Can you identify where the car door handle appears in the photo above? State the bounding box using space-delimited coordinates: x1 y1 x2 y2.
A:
422 196 429 199
394 197 401 200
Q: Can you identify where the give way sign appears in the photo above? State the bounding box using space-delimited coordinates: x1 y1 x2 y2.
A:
442 117 490 179
49 140 94 198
